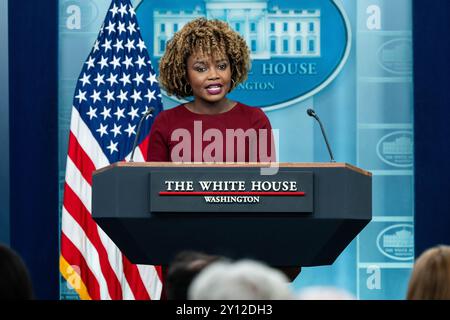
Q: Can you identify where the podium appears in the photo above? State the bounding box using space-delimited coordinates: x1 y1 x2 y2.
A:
92 162 371 267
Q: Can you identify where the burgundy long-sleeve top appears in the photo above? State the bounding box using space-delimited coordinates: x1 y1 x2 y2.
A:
147 102 275 162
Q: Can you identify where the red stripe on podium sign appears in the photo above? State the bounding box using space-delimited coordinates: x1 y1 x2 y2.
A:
159 192 306 196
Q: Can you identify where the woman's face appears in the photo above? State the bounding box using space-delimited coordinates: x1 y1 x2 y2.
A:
186 51 232 105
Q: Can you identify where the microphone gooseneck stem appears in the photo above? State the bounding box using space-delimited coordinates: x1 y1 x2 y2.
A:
315 116 335 163
130 108 154 162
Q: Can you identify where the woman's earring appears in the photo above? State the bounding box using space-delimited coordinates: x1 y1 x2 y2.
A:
184 83 191 96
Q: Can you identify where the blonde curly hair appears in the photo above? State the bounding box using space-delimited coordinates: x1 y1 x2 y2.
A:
158 18 251 98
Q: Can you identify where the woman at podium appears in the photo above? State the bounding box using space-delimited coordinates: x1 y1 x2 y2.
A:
147 17 274 163
147 17 300 283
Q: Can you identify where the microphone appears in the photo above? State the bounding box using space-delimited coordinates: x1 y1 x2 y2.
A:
129 107 155 162
307 108 336 163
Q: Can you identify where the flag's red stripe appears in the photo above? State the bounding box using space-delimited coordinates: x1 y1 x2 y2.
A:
138 133 150 159
68 132 96 185
154 265 163 283
122 255 151 300
61 232 101 300
63 182 123 299
68 137 154 300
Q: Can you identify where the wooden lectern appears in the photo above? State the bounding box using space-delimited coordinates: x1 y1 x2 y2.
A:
92 162 371 267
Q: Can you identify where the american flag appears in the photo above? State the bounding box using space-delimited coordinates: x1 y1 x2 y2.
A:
60 0 164 300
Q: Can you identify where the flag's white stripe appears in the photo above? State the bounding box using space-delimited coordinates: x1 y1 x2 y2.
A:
134 145 146 162
120 277 137 300
70 107 109 169
65 156 135 299
65 156 92 212
137 264 163 299
62 207 111 300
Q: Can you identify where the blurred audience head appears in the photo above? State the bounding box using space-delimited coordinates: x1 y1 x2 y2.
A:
296 286 356 300
188 259 294 300
166 250 223 300
0 244 33 300
407 245 450 300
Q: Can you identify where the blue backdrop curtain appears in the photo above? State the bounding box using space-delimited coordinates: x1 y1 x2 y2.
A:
8 0 59 299
413 0 450 255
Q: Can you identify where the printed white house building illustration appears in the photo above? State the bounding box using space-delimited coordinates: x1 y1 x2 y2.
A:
153 0 321 59
383 229 414 249
382 136 413 156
